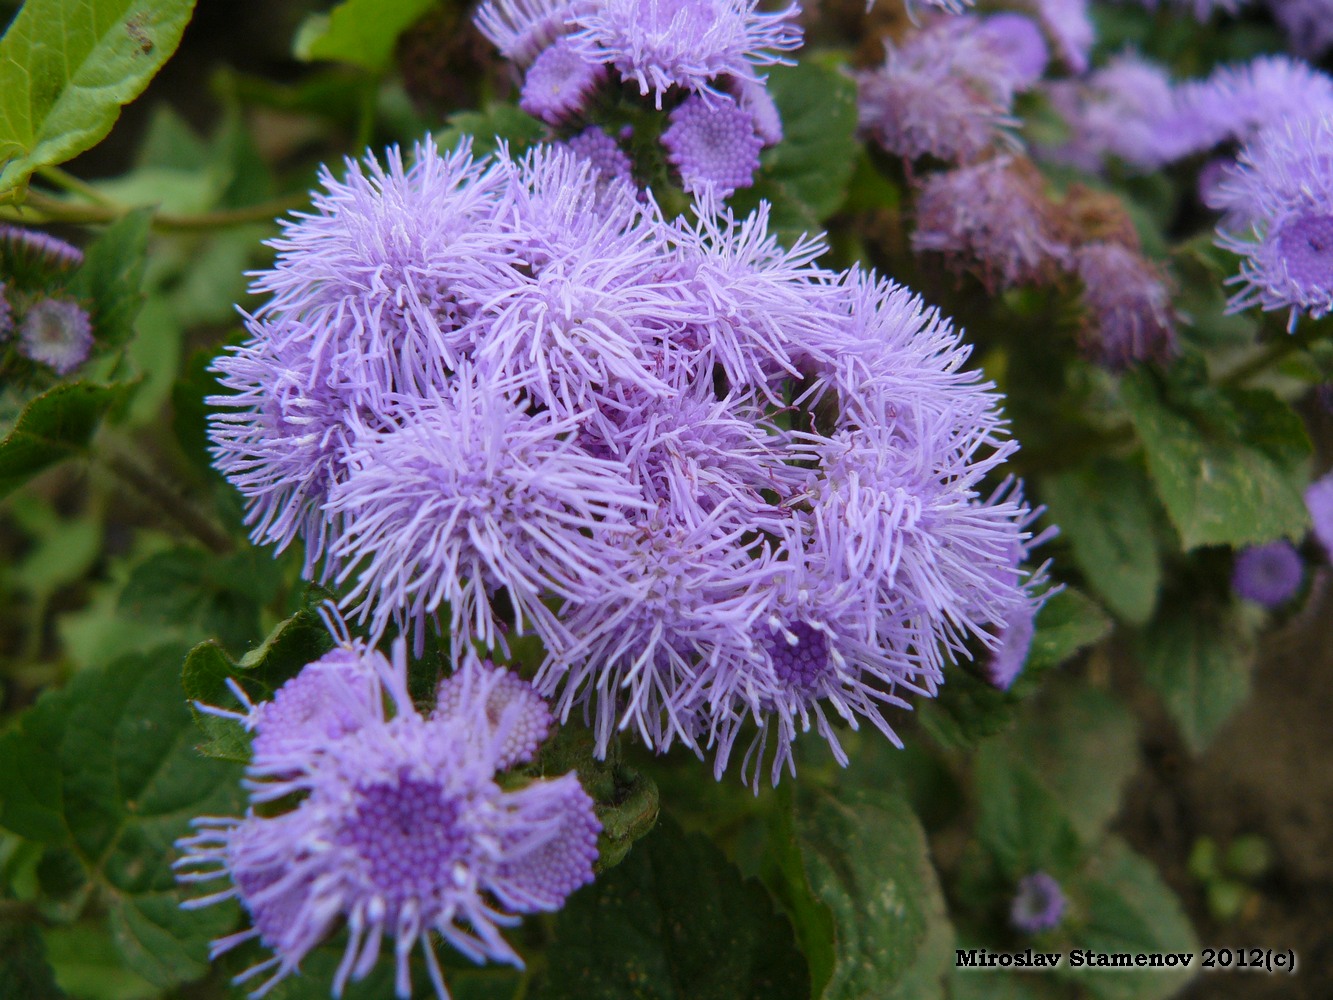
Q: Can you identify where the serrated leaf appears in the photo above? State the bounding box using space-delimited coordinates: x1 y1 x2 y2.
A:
435 104 546 158
0 0 198 195
182 600 336 761
294 0 437 72
974 744 1082 881
795 789 949 1000
1023 588 1113 676
536 815 809 1000
1041 459 1164 624
0 382 131 498
67 209 151 349
1122 371 1311 550
1133 597 1253 754
1059 838 1199 1000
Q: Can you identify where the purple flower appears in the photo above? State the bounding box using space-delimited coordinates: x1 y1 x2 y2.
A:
1232 541 1304 607
1306 472 1333 560
559 126 635 186
661 93 763 198
730 76 783 145
911 156 1068 291
176 640 599 1000
326 369 648 655
0 282 13 341
474 0 586 66
856 18 1022 165
1206 115 1333 233
1174 57 1333 156
569 0 803 109
1029 0 1094 74
1269 0 1333 59
1043 54 1185 172
1011 872 1067 933
1222 210 1333 330
0 224 83 274
520 36 606 124
18 297 93 374
434 656 553 769
1074 242 1178 369
975 14 1049 91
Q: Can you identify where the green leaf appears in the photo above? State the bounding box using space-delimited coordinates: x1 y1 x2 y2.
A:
974 744 1082 881
0 646 245 989
181 599 336 762
435 103 546 158
0 914 67 1000
1122 371 1311 550
42 923 158 1000
294 0 438 72
0 382 131 499
1041 459 1164 624
536 814 809 1000
68 209 152 349
1022 587 1113 678
1133 596 1253 754
1059 839 1199 1000
794 789 951 1000
0 0 199 195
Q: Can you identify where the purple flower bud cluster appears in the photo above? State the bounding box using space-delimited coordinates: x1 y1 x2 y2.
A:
212 138 1047 785
856 14 1048 166
477 0 800 197
0 226 94 374
176 642 598 999
1010 871 1067 933
1268 0 1333 59
1232 540 1304 607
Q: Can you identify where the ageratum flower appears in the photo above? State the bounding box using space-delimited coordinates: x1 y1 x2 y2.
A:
0 224 83 277
1232 541 1304 607
1028 0 1094 75
1269 0 1333 59
661 93 764 199
1011 872 1067 933
474 0 585 66
18 297 93 374
177 641 598 1000
519 36 606 123
1172 57 1333 156
560 126 635 186
1206 115 1333 232
568 0 803 109
1307 471 1333 560
1073 242 1178 369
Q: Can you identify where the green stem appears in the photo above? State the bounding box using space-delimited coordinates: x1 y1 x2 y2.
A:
1218 323 1324 387
0 188 305 232
35 164 116 207
102 452 235 555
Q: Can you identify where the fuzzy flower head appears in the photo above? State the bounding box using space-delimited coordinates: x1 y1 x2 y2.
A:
1269 0 1333 60
18 297 93 374
1232 541 1303 607
435 657 554 769
911 156 1069 291
1027 0 1093 74
1074 242 1178 370
520 36 606 124
1207 114 1333 234
1222 209 1333 330
1011 872 1067 933
559 126 635 186
1173 57 1333 158
0 224 83 282
569 0 803 108
474 0 586 66
1307 472 1333 561
176 639 598 1000
661 93 763 198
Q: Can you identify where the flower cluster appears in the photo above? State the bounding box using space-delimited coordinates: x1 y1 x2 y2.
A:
0 225 93 375
211 137 1047 785
176 641 598 999
475 0 800 197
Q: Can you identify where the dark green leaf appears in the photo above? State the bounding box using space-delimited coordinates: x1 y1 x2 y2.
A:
436 105 546 158
1122 371 1311 550
0 646 244 989
1059 838 1198 1000
917 669 1017 751
42 923 159 1000
0 382 131 499
0 729 65 844
181 599 336 761
537 815 809 1000
1133 596 1253 754
0 919 67 1000
1022 587 1113 678
0 0 199 195
974 744 1082 881
1041 459 1164 624
795 789 950 1000
294 0 438 72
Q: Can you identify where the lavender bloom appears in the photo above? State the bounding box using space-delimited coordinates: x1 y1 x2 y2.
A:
986 605 1037 690
0 224 83 274
475 0 585 66
434 656 553 769
1306 472 1333 560
520 37 606 124
661 93 763 198
1220 210 1333 331
1044 54 1185 172
1232 541 1303 607
975 14 1049 91
560 126 634 186
856 18 1023 165
0 283 12 341
1028 0 1094 75
911 156 1068 291
1011 872 1067 933
1173 57 1333 156
176 640 599 1000
731 76 783 145
569 0 803 109
1206 115 1333 233
18 298 93 374
1074 243 1178 369
1269 0 1333 59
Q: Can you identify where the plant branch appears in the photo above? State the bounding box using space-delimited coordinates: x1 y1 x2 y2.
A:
103 452 235 555
0 188 305 232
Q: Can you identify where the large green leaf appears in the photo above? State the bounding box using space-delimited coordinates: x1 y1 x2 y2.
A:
1041 459 1164 625
974 744 1082 882
793 789 951 1000
294 0 438 72
536 815 809 1000
0 0 198 195
0 382 131 499
67 210 152 348
0 646 244 989
1121 370 1310 550
0 915 68 1000
1133 596 1253 754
